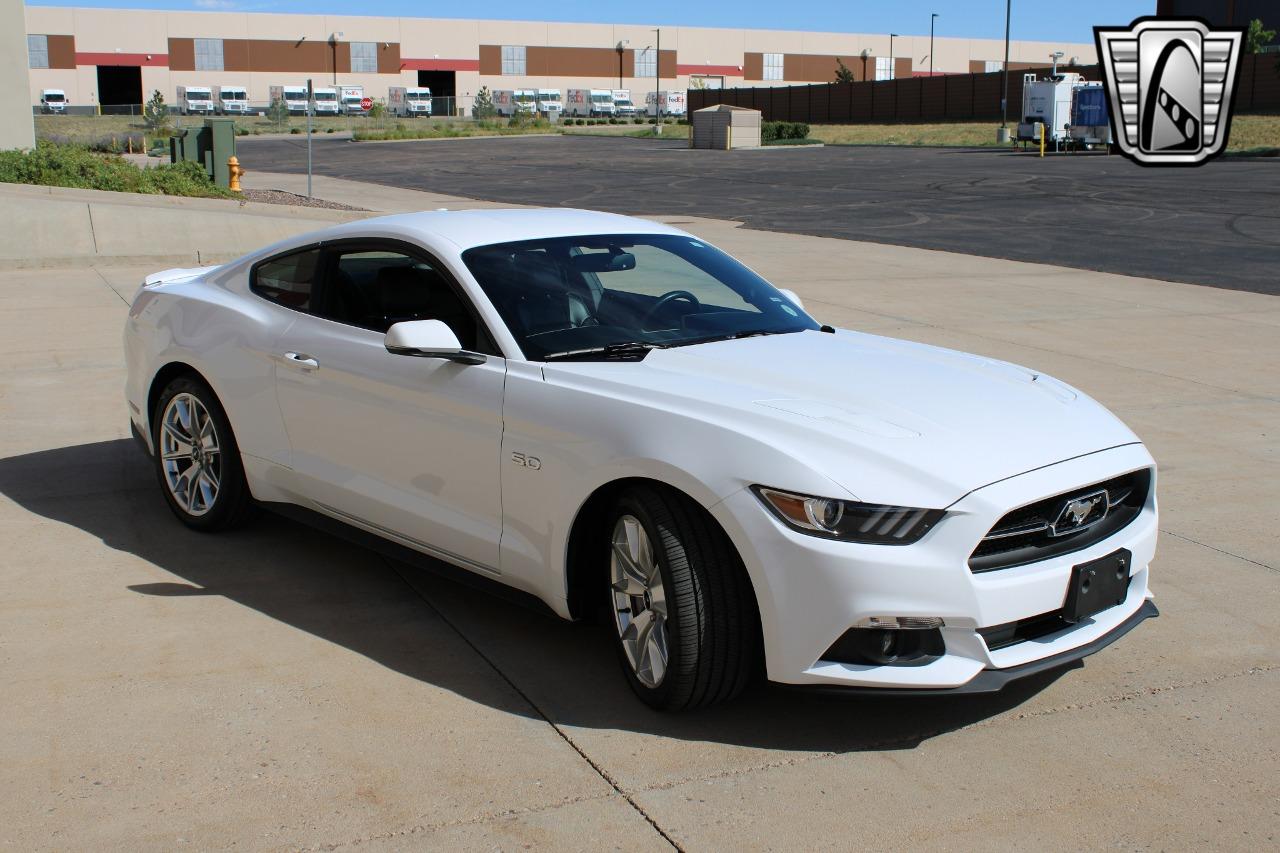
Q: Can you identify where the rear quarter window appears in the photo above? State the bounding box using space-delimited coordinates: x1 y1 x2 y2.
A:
251 248 320 311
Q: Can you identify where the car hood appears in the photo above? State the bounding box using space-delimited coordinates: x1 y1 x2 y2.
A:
548 329 1141 508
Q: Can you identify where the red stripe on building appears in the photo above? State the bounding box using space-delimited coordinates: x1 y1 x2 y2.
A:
76 52 169 67
400 58 481 71
676 64 741 76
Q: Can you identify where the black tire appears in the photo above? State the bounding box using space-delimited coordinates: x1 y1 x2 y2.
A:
607 485 759 711
151 375 253 532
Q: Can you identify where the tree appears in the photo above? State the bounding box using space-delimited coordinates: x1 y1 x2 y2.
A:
1245 18 1275 53
143 89 170 134
835 58 856 84
472 86 497 119
266 97 290 132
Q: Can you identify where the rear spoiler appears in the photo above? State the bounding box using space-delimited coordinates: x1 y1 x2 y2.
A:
143 265 219 287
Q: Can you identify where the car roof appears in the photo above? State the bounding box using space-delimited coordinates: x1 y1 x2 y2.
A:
307 208 687 253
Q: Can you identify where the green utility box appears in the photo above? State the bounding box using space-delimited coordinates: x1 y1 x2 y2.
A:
169 118 237 188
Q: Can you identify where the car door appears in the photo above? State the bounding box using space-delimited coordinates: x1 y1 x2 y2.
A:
271 239 507 575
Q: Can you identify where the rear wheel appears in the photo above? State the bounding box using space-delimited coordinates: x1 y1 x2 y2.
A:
152 376 252 531
607 486 758 710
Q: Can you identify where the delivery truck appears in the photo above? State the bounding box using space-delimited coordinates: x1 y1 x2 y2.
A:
312 87 340 115
177 86 215 115
566 88 615 117
388 86 433 117
535 89 563 119
646 90 687 117
270 85 311 115
611 90 640 118
341 86 367 115
493 89 538 117
40 89 67 114
215 85 250 115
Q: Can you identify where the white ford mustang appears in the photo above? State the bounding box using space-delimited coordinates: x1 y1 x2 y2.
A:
124 208 1158 709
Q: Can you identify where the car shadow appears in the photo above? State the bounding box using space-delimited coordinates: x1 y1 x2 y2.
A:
0 438 1071 753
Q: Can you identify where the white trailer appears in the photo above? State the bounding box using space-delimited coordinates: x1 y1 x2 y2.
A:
312 87 340 115
40 89 67 114
270 85 311 115
340 86 367 115
1016 73 1082 143
493 89 537 117
611 89 639 117
177 85 214 115
215 85 250 115
535 89 563 119
566 88 615 117
389 86 433 117
646 90 687 117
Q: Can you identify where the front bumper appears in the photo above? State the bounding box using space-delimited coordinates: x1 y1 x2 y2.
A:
711 443 1158 691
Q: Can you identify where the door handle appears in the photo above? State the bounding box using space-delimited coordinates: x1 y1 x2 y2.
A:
282 351 319 370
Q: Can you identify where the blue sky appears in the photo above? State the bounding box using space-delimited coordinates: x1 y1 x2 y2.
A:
28 0 1156 44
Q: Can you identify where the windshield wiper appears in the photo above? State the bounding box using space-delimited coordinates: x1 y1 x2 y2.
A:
542 341 665 361
676 329 795 347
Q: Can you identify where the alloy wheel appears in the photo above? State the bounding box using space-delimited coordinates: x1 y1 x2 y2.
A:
610 514 670 688
159 392 221 517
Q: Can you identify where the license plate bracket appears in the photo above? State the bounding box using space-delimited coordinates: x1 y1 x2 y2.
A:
1064 549 1132 623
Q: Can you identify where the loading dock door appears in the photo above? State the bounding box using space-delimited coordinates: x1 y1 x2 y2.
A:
96 66 142 114
418 70 456 117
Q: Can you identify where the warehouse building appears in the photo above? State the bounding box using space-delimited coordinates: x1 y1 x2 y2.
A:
23 6 1096 114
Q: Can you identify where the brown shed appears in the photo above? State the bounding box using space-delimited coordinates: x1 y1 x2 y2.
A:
691 104 761 149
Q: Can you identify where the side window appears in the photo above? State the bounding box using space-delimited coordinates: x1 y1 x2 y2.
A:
251 247 320 311
315 248 482 350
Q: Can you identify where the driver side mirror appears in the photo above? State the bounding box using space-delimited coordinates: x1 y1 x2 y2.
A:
384 319 486 365
777 288 804 310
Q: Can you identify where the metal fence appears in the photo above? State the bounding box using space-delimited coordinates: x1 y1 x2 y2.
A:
689 54 1280 122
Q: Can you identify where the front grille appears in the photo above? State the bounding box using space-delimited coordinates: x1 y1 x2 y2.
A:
969 468 1151 573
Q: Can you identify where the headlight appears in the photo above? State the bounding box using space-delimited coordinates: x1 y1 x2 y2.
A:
752 486 944 545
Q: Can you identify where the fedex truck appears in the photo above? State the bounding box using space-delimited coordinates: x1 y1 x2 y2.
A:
40 89 68 114
566 89 615 117
646 90 687 117
312 87 340 115
388 86 433 117
535 89 563 119
177 86 214 115
215 85 250 115
340 86 367 115
611 90 640 117
493 89 537 117
271 85 311 115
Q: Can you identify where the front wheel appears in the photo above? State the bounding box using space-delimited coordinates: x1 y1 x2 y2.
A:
152 375 252 531
607 486 759 710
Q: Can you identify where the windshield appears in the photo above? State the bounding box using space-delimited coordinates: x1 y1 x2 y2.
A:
515 93 536 103
463 234 819 360
314 92 337 101
187 90 212 98
591 94 612 103
222 90 246 99
44 93 65 102
406 92 430 100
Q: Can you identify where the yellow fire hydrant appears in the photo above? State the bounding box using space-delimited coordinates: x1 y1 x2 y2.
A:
228 155 244 193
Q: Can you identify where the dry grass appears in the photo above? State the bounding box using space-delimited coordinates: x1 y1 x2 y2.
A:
809 115 1280 153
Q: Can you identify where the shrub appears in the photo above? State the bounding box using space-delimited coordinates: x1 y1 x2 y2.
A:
648 118 658 124
761 121 811 143
633 118 643 124
0 142 232 198
290 127 301 134
266 97 290 131
326 127 335 133
143 90 171 135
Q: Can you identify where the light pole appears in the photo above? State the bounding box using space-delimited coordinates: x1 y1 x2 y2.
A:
889 33 898 80
329 31 343 85
929 13 938 76
1001 0 1011 128
653 28 661 130
615 40 628 89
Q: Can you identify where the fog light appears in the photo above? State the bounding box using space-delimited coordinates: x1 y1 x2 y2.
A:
822 626 945 667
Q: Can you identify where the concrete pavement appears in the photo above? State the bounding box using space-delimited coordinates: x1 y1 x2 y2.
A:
0 179 1276 850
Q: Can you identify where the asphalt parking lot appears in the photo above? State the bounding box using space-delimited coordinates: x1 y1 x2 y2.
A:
240 134 1280 294
2 180 1277 849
